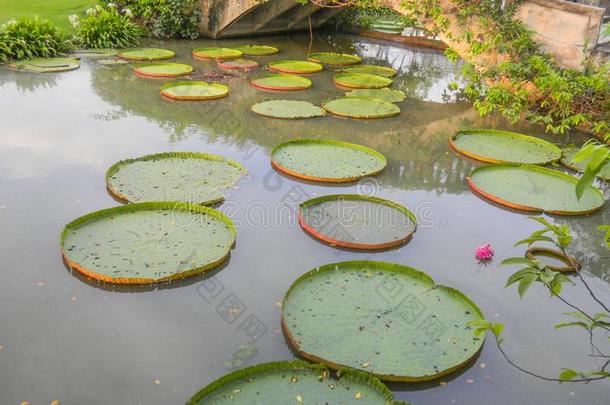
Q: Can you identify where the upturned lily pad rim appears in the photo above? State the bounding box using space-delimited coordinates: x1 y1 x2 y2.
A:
450 128 562 164
281 260 485 382
250 73 312 91
60 202 237 284
298 194 417 250
250 100 326 120
160 81 230 101
525 247 581 273
105 152 247 205
186 360 406 405
467 164 605 216
267 59 324 74
307 52 362 66
118 48 175 61
333 73 393 89
134 63 194 78
192 47 243 60
322 97 401 119
233 45 279 56
271 139 387 183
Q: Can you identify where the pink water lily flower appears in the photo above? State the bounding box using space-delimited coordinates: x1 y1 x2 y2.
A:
475 244 494 261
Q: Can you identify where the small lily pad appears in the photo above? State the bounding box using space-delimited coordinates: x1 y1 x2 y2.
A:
308 52 361 66
218 58 259 70
134 63 193 78
323 97 400 119
468 164 604 215
9 57 80 73
271 139 387 182
187 361 406 404
282 261 485 381
560 147 610 181
346 88 406 103
106 152 246 205
61 202 236 284
334 73 393 89
71 49 118 58
97 58 128 66
193 47 243 60
118 48 175 61
298 195 417 250
233 45 279 56
160 81 229 100
251 73 312 91
251 100 326 119
340 65 397 78
451 129 562 164
268 60 323 74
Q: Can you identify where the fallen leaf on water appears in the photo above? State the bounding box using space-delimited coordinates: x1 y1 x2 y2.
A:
154 379 161 385
36 282 45 287
480 363 486 368
465 379 475 384
71 296 78 303
51 401 60 405
296 395 303 402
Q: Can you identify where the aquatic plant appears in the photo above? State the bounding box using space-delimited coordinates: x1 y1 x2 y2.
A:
0 17 71 62
72 4 141 49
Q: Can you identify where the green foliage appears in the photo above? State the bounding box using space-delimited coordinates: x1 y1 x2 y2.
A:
572 141 610 199
101 0 202 39
72 4 141 49
514 216 572 250
555 311 610 332
468 319 504 343
0 17 71 62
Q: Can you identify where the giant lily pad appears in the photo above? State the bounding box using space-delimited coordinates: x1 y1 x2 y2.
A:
468 164 604 215
323 97 400 119
251 100 326 119
251 73 312 91
118 48 175 61
298 195 417 250
106 152 246 205
9 57 80 73
218 58 259 70
134 63 193 78
193 47 243 60
560 147 610 181
271 139 387 183
450 129 562 164
334 73 393 89
308 52 361 66
233 45 279 56
61 202 236 284
282 261 485 381
268 60 323 74
71 49 118 59
187 361 406 404
160 81 229 100
340 65 397 78
346 88 406 103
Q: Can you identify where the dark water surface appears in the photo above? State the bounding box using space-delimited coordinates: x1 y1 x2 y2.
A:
0 33 608 404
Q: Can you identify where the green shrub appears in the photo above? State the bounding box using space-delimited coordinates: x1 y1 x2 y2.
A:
0 17 71 62
101 0 202 39
72 4 142 49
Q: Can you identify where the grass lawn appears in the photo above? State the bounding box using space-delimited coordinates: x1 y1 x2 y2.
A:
0 0 98 32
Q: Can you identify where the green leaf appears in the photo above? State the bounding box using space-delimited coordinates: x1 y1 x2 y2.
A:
554 321 589 331
559 368 579 381
501 257 535 266
505 268 537 287
518 274 537 298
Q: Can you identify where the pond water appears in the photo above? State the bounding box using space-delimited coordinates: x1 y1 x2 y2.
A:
0 32 608 404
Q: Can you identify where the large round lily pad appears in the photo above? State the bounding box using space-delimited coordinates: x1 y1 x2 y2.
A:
468 164 604 215
308 52 361 66
193 47 243 60
218 58 259 70
251 100 326 119
340 65 397 78
271 139 387 183
298 194 417 250
345 88 406 103
61 202 236 284
134 63 193 78
268 60 323 74
334 73 393 89
450 129 562 164
560 147 610 181
251 73 312 91
282 261 485 381
323 97 400 119
160 81 229 100
9 57 80 73
233 45 279 56
118 48 175 61
187 361 406 405
106 152 246 205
